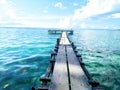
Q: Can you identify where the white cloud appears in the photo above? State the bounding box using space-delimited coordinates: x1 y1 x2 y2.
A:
0 1 40 27
80 23 86 28
55 17 72 28
0 0 28 28
0 17 2 20
0 0 120 29
6 9 17 19
55 2 62 8
73 3 79 6
73 0 120 20
0 0 18 20
111 13 120 18
55 0 120 29
0 0 7 4
20 20 53 28
0 0 68 28
43 10 48 13
54 2 66 9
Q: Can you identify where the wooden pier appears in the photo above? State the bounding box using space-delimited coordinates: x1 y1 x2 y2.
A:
48 30 73 34
32 31 103 90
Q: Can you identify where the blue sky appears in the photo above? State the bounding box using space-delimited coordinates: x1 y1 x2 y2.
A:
0 0 120 29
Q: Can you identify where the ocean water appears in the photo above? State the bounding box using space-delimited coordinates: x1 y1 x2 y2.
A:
0 28 120 90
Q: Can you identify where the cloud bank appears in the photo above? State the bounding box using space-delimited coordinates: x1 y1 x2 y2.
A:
58 0 120 29
0 0 120 29
74 0 120 19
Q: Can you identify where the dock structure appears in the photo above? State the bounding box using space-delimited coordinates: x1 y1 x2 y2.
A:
32 31 103 90
48 30 73 34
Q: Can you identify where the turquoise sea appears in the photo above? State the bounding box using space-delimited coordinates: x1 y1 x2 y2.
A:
0 27 120 90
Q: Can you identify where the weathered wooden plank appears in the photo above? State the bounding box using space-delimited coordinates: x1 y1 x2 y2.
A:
50 46 69 90
59 32 70 45
66 46 92 90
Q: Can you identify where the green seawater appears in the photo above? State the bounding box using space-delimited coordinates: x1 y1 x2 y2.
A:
0 28 120 90
70 30 120 90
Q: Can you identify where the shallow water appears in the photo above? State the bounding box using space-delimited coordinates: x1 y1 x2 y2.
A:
0 28 120 90
71 30 120 90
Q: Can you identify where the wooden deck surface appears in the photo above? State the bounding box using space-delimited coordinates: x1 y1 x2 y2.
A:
50 46 69 90
50 32 92 90
59 32 70 45
66 46 92 90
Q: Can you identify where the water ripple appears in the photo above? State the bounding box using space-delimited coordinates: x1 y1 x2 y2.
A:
0 28 120 90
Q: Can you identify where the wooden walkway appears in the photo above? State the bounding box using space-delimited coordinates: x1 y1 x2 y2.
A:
50 32 91 90
59 32 70 45
33 31 103 90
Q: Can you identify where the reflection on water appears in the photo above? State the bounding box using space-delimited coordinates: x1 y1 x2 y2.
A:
0 28 120 90
71 30 120 90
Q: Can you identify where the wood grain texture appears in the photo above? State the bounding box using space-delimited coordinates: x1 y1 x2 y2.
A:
50 46 69 90
66 46 92 90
